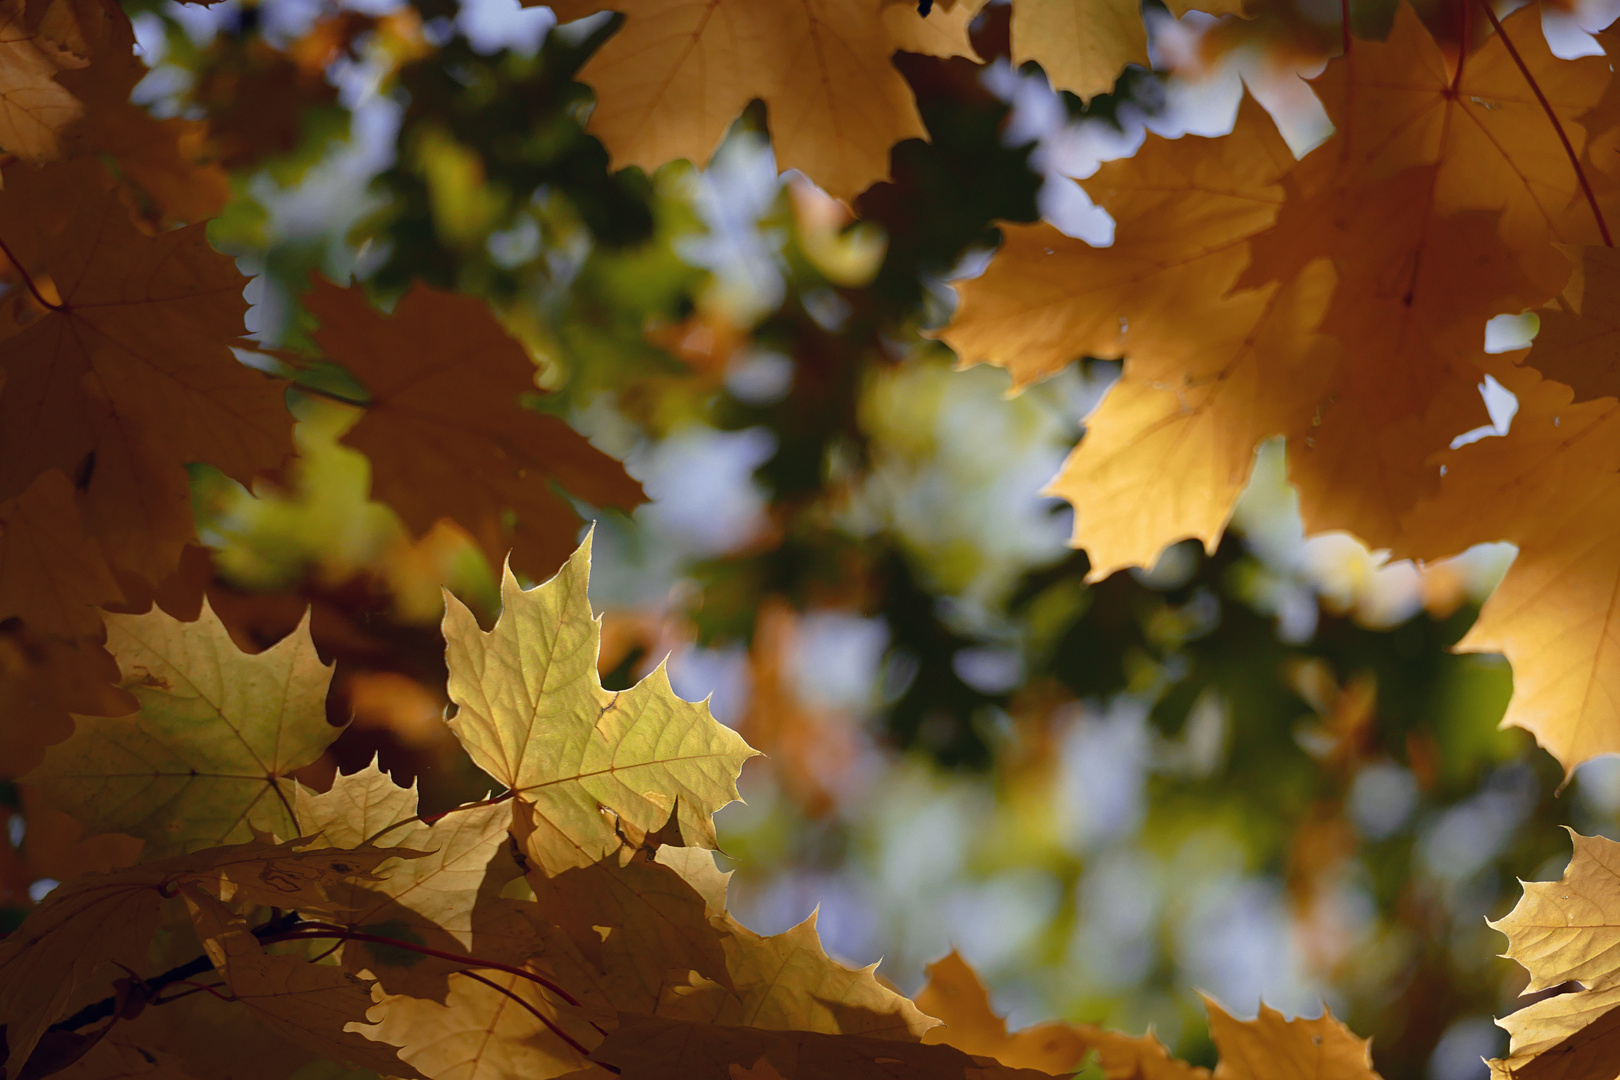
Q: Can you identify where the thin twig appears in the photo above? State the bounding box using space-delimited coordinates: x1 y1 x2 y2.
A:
266 923 581 1007
1340 0 1352 55
50 911 301 1032
1476 0 1613 246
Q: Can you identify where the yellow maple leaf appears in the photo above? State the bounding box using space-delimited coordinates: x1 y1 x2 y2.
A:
28 600 339 856
442 533 758 874
294 760 516 997
544 0 977 200
1396 369 1620 774
360 960 612 1080
1077 1025 1212 1080
1492 829 1620 994
661 912 938 1041
301 276 643 580
1307 2 1610 293
529 850 734 1015
1489 984 1620 1080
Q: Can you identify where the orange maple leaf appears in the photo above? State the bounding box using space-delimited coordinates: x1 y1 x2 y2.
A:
0 160 290 588
301 276 643 579
544 0 978 200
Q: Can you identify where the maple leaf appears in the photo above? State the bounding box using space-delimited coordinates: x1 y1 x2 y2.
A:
442 534 758 875
55 6 230 225
1523 245 1620 402
360 960 612 1080
1489 984 1620 1080
660 912 938 1041
1492 829 1620 994
945 98 1348 575
529 850 734 1014
590 1015 1059 1080
1241 159 1537 547
293 761 518 996
544 0 977 200
0 0 95 164
1305 3 1610 293
0 159 290 588
301 276 643 581
1077 1026 1212 1080
27 600 340 856
943 95 1295 390
1205 999 1379 1080
1395 369 1620 773
915 951 1087 1072
0 469 123 642
1007 0 1148 103
0 838 400 1077
182 885 427 1078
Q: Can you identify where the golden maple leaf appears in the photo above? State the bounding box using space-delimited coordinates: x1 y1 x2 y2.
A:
544 0 978 200
301 276 643 581
1489 984 1620 1080
293 761 517 997
1206 998 1379 1080
1306 3 1610 294
442 533 758 875
1007 0 1148 102
1493 829 1620 994
1396 368 1620 774
28 600 340 856
915 950 1088 1072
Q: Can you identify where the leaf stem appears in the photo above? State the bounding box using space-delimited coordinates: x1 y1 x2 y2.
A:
1340 0 1351 55
266 922 582 1007
1476 0 1613 246
291 381 371 409
456 969 611 1068
0 234 60 312
1451 0 1468 92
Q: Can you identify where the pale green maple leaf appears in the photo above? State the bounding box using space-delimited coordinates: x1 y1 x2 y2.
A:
28 601 337 857
442 534 758 875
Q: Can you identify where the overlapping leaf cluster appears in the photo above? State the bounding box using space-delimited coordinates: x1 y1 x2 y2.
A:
0 0 640 781
936 5 1620 780
0 536 1380 1079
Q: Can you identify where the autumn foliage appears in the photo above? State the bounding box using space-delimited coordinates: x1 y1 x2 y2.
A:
0 0 1617 1076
